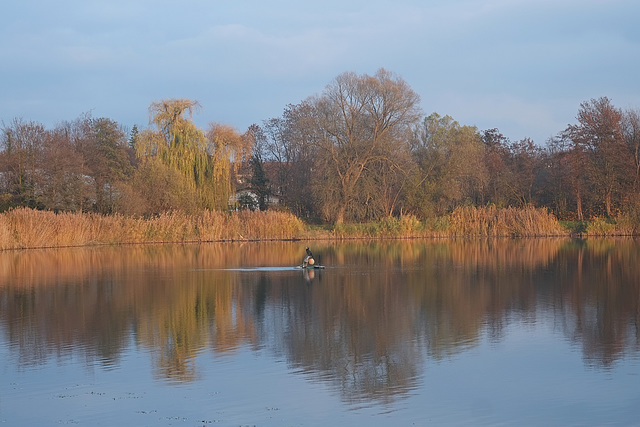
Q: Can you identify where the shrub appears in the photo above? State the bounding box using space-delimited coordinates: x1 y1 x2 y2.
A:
586 217 617 236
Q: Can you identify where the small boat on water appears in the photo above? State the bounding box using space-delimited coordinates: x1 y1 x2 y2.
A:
300 247 325 269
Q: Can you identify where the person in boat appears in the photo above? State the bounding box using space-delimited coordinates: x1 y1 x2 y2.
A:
303 247 315 267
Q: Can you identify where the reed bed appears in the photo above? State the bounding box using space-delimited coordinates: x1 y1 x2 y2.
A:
331 206 566 239
0 208 305 250
3 204 620 250
446 205 566 237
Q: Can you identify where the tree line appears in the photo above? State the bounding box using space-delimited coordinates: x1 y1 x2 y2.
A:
2 68 639 224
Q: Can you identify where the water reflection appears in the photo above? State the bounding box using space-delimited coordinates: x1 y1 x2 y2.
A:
1 239 639 403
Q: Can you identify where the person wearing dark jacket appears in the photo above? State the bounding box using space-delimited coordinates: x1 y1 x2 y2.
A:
303 247 315 267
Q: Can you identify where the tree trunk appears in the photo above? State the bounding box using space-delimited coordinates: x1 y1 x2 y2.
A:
335 205 345 225
576 189 583 221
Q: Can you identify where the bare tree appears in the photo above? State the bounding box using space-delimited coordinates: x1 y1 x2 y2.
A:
506 137 542 207
568 97 634 217
481 128 511 206
308 69 421 223
87 118 132 213
0 118 46 208
259 103 317 218
547 130 591 221
622 108 640 193
39 125 82 211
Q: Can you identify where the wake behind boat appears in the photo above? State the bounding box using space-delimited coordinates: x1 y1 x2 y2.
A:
296 264 326 269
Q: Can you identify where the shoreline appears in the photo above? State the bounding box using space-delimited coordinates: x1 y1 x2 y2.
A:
1 206 637 251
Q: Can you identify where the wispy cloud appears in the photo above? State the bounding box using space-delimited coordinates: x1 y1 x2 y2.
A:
1 0 639 142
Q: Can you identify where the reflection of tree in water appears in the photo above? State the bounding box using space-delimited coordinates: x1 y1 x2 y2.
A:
260 273 423 405
1 279 131 369
1 238 639 396
0 245 265 382
550 239 640 367
246 239 563 403
132 268 260 382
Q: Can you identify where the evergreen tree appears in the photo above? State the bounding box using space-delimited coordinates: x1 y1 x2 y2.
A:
129 124 139 150
250 152 270 211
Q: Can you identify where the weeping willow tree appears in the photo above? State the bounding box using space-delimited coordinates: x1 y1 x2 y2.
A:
135 99 251 212
207 123 252 210
135 99 215 210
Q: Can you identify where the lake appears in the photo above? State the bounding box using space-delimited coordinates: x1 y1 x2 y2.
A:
1 239 639 426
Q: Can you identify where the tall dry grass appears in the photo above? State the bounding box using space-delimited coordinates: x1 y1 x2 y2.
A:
447 205 566 237
0 205 579 250
0 208 305 250
331 206 566 239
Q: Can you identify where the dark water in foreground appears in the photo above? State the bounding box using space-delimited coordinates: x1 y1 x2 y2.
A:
1 239 639 426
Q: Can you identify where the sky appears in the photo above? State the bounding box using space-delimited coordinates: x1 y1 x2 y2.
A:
2 0 640 145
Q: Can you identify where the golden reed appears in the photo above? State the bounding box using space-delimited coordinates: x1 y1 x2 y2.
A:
331 206 568 239
0 208 305 250
447 205 566 237
4 205 636 250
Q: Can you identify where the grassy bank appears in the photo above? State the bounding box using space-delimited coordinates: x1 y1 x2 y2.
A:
2 206 638 250
559 220 639 236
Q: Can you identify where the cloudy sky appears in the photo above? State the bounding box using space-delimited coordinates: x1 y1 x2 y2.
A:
2 0 639 144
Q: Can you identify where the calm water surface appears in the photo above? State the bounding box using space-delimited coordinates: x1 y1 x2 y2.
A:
1 239 639 426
